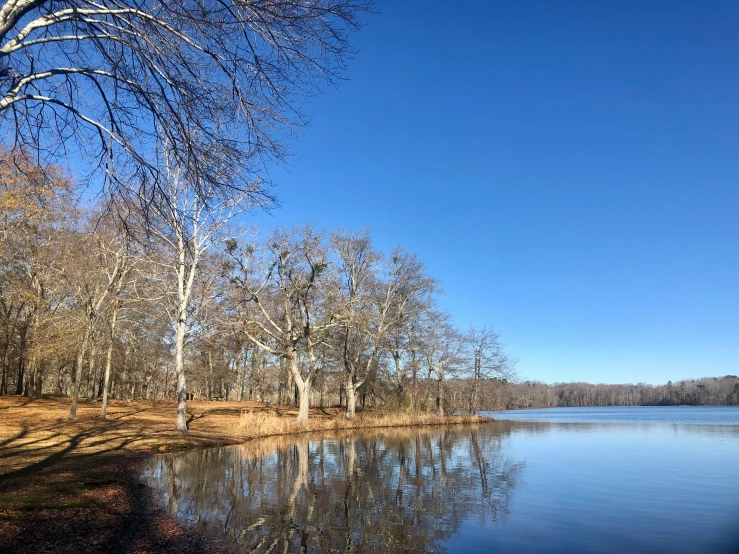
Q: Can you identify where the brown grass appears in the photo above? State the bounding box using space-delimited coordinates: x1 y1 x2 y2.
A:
238 409 484 439
0 395 489 552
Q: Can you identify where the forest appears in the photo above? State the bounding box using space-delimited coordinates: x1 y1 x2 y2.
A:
479 375 739 410
0 148 514 427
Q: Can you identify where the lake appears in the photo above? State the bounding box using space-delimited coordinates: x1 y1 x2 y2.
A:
144 406 739 553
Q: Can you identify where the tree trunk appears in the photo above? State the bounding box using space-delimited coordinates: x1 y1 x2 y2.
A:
392 351 404 407
25 279 42 398
33 360 44 397
14 357 23 395
101 295 121 419
235 345 245 402
437 378 444 416
15 322 27 395
345 374 357 419
286 349 311 423
297 381 311 423
69 326 91 419
411 349 418 412
175 313 188 432
470 352 480 415
1 329 10 395
87 340 98 402
278 355 288 405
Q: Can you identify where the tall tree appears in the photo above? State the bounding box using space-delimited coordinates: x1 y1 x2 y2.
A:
0 148 73 397
422 311 461 416
146 150 250 432
228 227 340 422
56 215 129 418
334 242 435 419
465 326 515 415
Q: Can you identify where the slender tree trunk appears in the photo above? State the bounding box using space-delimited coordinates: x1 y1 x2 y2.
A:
206 350 214 400
15 322 28 395
101 295 121 419
175 311 188 432
470 352 480 415
14 356 23 395
235 345 245 402
436 362 444 416
279 355 289 405
0 361 6 396
87 339 98 402
392 351 404 407
25 279 42 398
1 330 10 395
411 349 418 412
69 325 92 419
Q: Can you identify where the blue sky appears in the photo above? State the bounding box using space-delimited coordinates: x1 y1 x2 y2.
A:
251 0 739 385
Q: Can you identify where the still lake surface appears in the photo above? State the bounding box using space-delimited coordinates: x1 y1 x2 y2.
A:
145 406 739 553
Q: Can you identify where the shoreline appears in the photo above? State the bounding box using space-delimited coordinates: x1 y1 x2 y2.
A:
0 396 490 552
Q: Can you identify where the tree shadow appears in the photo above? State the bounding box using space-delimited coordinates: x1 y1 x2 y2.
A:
0 423 226 552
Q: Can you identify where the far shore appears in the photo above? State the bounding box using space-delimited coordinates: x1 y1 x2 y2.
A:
0 396 489 552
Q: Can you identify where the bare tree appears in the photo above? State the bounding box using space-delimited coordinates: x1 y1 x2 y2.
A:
331 231 436 418
56 216 129 419
146 150 251 432
228 226 340 422
422 311 462 416
100 230 134 417
465 326 515 415
0 0 370 209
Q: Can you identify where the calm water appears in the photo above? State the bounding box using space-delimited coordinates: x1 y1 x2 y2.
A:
145 407 739 553
490 405 739 425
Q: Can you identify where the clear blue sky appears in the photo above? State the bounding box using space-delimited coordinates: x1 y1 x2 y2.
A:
252 0 739 385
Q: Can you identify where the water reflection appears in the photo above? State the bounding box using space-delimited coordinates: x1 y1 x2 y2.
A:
146 425 524 553
146 420 739 553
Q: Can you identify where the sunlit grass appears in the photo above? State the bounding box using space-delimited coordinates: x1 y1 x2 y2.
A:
238 408 488 439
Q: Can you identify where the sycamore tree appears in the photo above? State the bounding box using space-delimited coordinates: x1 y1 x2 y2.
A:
146 145 254 432
227 226 343 423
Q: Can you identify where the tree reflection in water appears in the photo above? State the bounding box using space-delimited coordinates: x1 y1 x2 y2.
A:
145 424 525 553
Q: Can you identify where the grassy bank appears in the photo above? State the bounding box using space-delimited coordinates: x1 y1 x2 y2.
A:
0 396 489 552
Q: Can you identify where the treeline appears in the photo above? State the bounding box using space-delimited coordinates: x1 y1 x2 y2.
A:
0 150 514 427
474 376 739 410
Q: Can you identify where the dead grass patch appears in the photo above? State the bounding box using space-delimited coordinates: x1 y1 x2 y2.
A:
237 409 486 439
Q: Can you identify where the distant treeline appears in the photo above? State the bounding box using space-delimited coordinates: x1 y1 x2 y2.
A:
456 376 739 410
